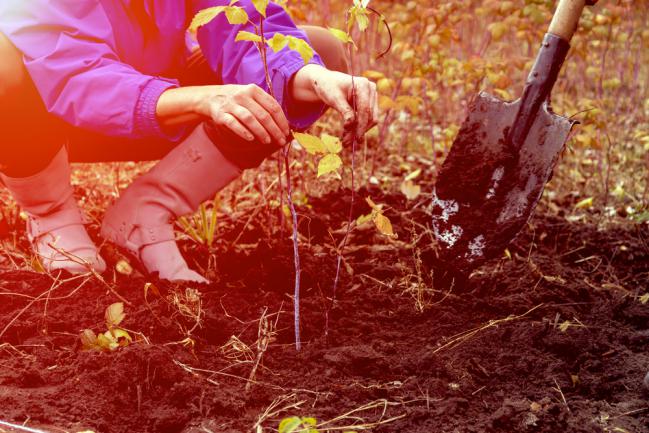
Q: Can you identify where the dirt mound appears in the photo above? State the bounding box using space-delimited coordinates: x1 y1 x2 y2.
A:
0 189 648 433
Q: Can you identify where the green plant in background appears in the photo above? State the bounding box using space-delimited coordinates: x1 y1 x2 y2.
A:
177 195 220 248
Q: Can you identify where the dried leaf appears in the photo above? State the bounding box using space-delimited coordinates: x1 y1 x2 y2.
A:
105 302 125 328
639 293 649 304
559 320 571 332
373 213 395 237
317 154 343 177
144 282 161 300
80 329 99 351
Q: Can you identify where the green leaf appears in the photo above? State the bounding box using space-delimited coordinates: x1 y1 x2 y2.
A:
294 132 326 155
328 27 353 44
317 154 343 177
224 6 249 25
235 30 262 43
287 36 314 64
279 417 302 433
189 6 225 32
321 134 342 153
267 33 289 52
252 0 269 17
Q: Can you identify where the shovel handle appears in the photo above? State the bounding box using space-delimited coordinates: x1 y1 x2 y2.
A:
548 0 592 42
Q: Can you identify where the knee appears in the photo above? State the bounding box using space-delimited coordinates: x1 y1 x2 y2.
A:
0 33 27 97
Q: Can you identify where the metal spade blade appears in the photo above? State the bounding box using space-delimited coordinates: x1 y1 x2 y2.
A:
427 0 596 276
429 93 574 273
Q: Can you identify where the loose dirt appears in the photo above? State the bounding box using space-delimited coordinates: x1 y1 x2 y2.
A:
0 187 648 433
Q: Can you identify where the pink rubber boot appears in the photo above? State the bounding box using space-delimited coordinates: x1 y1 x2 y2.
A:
0 147 106 274
100 124 242 283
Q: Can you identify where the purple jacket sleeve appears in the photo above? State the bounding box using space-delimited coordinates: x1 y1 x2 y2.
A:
0 1 178 139
192 0 327 130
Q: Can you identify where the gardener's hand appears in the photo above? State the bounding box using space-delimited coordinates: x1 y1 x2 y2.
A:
157 84 291 147
290 64 379 143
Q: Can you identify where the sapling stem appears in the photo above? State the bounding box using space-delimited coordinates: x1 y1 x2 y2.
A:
258 16 303 351
325 32 358 339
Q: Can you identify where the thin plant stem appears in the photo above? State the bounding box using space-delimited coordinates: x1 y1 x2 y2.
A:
325 11 360 338
258 16 302 351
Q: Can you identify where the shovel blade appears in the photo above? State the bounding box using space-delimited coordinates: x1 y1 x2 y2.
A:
430 92 574 273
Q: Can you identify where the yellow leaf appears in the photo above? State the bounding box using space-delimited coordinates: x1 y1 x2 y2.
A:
488 22 508 41
504 248 512 260
377 78 394 93
328 27 353 44
639 293 649 304
105 302 125 328
356 213 373 226
189 6 225 32
97 332 118 351
363 70 385 81
266 33 288 52
115 259 133 276
235 30 262 43
373 213 395 237
287 36 314 64
404 168 421 181
294 132 326 154
365 196 381 212
321 133 342 153
575 197 594 209
317 154 343 177
400 180 421 200
559 320 571 332
111 328 133 347
251 0 269 16
224 6 249 25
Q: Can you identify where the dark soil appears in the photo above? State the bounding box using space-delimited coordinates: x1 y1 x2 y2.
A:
1 187 648 433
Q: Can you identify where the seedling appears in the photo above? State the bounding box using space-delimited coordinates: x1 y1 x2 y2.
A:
80 302 132 352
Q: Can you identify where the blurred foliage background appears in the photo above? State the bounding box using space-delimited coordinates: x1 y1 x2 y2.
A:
285 0 648 225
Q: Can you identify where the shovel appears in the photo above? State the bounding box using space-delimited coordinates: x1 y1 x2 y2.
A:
429 0 597 275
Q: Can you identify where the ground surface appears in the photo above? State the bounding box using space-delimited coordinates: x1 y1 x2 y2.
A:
0 182 648 433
